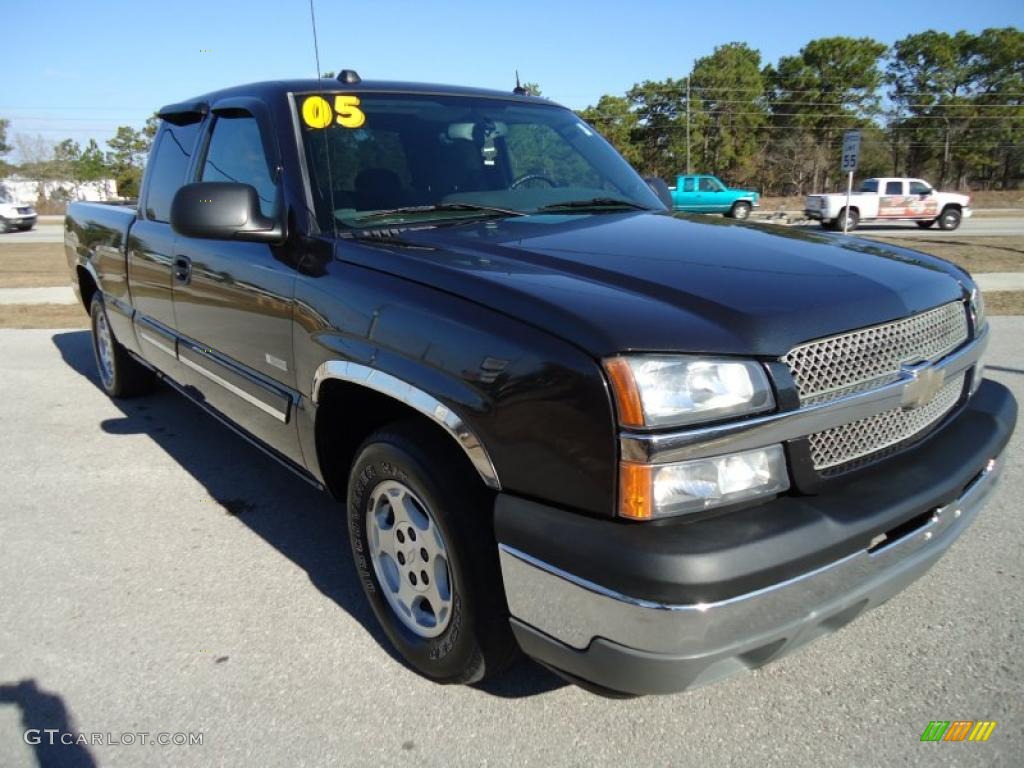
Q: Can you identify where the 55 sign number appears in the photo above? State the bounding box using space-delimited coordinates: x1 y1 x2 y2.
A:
841 130 861 172
301 95 366 129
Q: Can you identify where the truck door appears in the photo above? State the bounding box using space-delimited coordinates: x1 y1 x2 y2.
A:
908 179 940 219
879 179 907 218
698 176 722 211
129 117 202 367
671 176 695 210
171 104 302 463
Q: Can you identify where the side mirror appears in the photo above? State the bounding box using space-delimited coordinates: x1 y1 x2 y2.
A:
170 182 283 243
643 176 672 210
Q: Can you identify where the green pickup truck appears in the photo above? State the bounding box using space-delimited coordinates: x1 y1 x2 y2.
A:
670 174 760 219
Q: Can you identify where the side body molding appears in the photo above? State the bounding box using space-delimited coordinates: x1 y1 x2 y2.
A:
311 361 501 490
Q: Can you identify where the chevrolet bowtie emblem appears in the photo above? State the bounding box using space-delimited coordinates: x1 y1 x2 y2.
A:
900 362 945 410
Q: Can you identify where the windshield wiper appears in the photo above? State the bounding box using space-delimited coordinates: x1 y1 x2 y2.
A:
536 197 652 213
352 203 525 223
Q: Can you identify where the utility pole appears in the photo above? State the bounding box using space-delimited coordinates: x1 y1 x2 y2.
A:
686 77 691 175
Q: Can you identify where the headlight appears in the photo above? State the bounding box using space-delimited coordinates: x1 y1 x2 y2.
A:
604 355 774 428
970 286 986 334
620 445 790 520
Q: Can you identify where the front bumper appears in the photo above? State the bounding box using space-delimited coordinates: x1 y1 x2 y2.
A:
496 380 1016 695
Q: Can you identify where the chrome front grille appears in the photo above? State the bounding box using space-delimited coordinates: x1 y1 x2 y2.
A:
808 373 966 471
783 301 971 473
783 302 969 406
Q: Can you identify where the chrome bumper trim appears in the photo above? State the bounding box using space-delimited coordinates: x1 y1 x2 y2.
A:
499 455 1001 655
621 326 988 464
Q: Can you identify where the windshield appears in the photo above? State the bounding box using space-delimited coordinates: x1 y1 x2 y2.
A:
293 92 663 230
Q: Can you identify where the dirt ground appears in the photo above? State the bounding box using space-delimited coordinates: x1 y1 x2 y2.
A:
0 303 89 329
0 243 70 288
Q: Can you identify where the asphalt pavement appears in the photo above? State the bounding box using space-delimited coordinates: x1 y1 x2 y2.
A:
783 215 1024 238
0 325 1022 767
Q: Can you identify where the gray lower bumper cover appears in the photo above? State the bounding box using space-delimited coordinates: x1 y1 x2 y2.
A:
499 456 1003 695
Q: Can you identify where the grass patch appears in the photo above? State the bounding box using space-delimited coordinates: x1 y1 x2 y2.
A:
0 303 89 329
0 243 70 288
868 235 1024 273
981 292 1024 316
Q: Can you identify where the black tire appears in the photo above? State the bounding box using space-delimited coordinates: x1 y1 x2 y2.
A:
832 208 859 231
916 219 936 229
727 201 752 220
18 223 35 231
938 206 962 231
89 294 155 398
0 217 12 234
347 422 517 685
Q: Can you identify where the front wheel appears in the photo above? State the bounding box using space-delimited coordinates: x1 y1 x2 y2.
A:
727 201 752 220
347 423 517 685
938 207 962 231
90 295 155 398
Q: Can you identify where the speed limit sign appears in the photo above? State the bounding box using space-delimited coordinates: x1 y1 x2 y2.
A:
841 130 861 171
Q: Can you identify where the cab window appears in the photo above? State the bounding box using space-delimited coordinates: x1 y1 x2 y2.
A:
144 121 201 222
201 115 278 217
909 181 931 195
884 180 904 195
860 179 878 193
699 177 720 192
682 178 695 192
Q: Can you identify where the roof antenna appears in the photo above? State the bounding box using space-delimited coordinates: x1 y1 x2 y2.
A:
513 70 528 96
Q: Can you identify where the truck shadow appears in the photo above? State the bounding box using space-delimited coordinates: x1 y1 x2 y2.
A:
51 331 563 700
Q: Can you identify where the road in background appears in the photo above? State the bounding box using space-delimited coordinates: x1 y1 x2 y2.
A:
786 216 1024 238
0 325 1021 767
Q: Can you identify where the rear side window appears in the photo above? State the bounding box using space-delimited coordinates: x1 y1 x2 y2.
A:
885 181 903 195
201 115 278 217
682 178 694 192
144 121 201 222
860 180 878 193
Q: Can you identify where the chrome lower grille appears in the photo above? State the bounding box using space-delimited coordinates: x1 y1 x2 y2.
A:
808 373 966 471
783 302 969 406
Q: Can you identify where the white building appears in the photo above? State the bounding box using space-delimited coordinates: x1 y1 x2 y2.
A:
0 178 120 204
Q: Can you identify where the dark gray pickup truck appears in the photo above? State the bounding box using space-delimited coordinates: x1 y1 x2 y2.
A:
65 73 1016 696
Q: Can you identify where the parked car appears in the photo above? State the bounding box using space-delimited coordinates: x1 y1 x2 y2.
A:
65 74 1016 697
0 187 37 232
805 177 971 231
669 174 760 219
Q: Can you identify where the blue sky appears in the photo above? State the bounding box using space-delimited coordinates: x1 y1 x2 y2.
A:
2 0 1021 160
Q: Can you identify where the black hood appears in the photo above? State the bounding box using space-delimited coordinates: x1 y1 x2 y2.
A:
335 212 969 358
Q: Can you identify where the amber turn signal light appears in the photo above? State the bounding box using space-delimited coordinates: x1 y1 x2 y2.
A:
604 357 645 428
618 462 653 520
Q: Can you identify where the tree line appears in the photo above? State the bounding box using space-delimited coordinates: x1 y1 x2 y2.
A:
0 117 157 199
575 28 1023 195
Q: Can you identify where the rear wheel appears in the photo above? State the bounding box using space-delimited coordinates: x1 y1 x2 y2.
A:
89 295 155 398
727 201 752 220
938 207 962 231
347 423 517 685
832 208 859 231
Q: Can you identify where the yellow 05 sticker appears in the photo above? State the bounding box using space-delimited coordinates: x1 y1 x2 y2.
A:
301 94 366 129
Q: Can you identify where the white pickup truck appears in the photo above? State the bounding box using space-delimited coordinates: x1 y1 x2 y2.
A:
804 177 972 231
